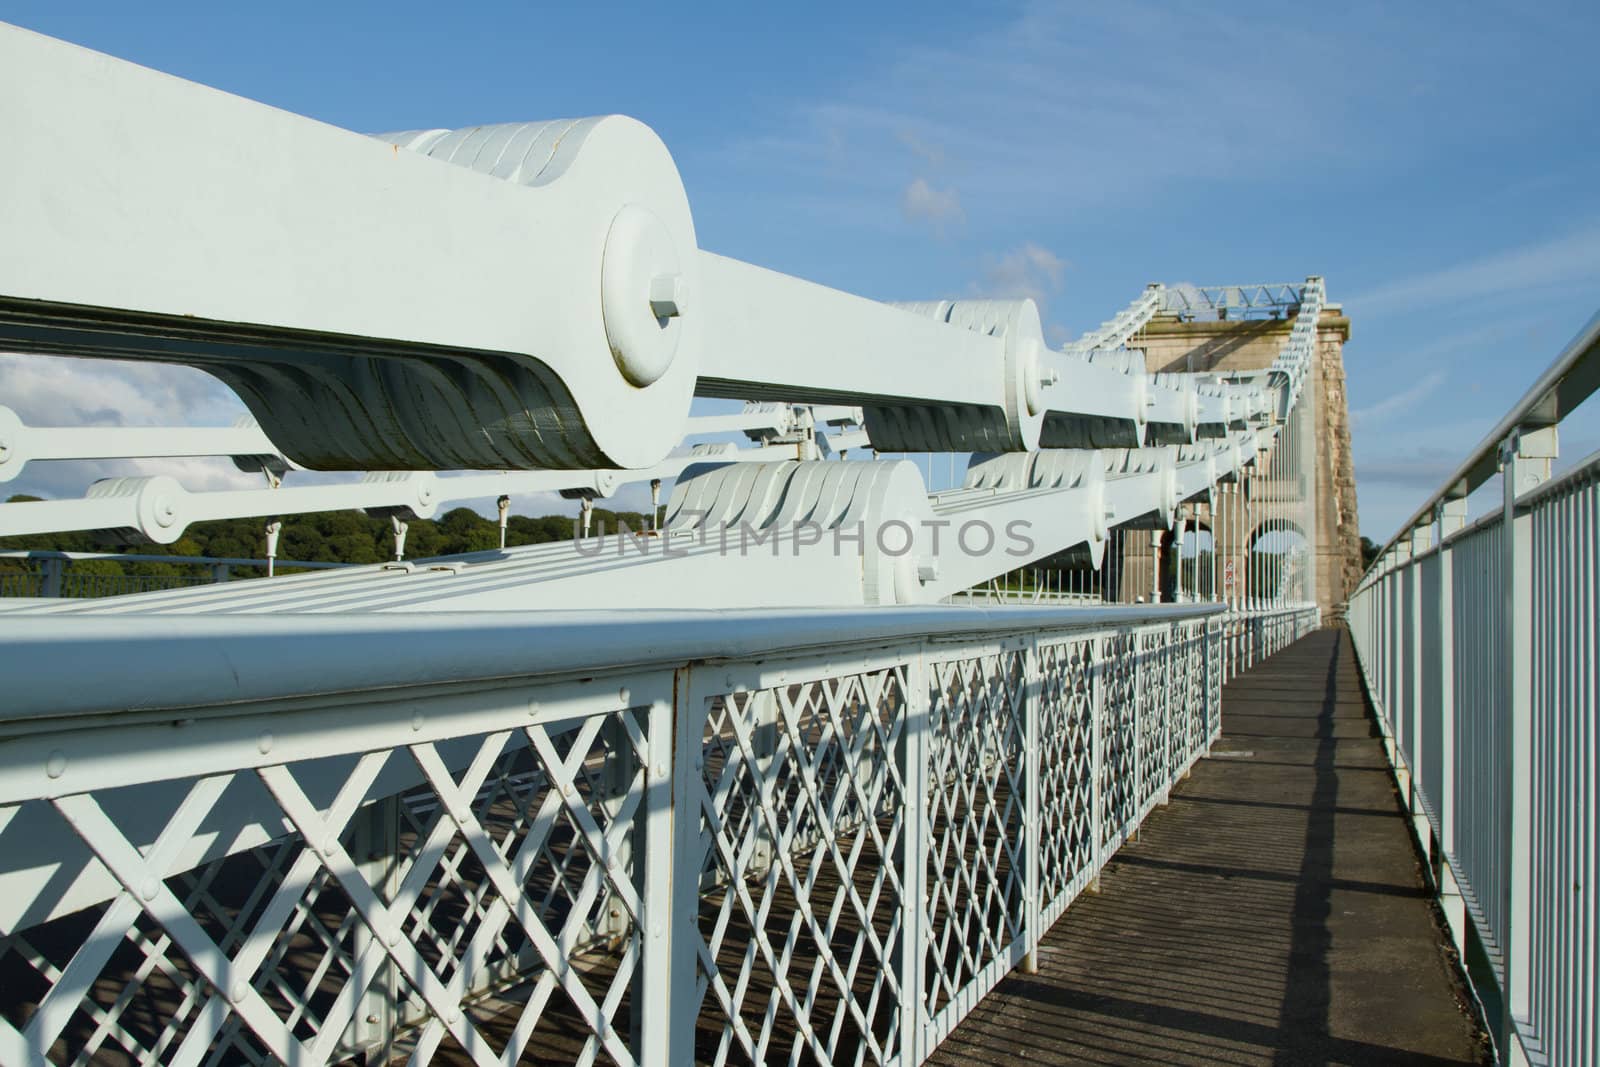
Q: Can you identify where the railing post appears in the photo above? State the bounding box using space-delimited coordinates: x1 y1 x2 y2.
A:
1208 616 1220 747
1158 624 1174 804
1408 525 1433 868
657 668 703 1067
1434 498 1467 956
598 713 640 945
1021 635 1042 972
1499 427 1555 1065
40 555 64 598
1131 628 1143 838
899 647 931 1063
345 795 401 1063
1089 633 1106 892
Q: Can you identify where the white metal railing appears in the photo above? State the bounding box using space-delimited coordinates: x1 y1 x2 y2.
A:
1348 310 1600 1066
0 601 1317 1065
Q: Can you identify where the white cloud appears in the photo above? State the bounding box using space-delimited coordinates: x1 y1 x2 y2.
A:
0 352 245 427
901 177 963 233
1 353 265 501
973 242 1066 310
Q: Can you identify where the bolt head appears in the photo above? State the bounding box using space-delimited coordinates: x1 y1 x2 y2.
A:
649 272 688 319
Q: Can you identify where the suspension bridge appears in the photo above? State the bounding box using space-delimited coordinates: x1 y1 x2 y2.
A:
0 20 1592 1066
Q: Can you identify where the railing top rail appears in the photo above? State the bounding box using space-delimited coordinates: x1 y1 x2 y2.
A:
0 602 1263 727
1362 308 1600 585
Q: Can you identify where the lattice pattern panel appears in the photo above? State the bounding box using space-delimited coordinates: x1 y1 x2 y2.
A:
0 711 649 1066
691 669 907 1066
1164 626 1199 773
1135 629 1170 809
1098 632 1137 846
1207 625 1224 737
1180 625 1208 759
923 651 1026 1020
1036 639 1096 911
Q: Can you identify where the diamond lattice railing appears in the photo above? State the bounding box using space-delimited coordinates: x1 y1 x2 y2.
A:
1136 628 1171 810
689 668 908 1066
0 706 652 1067
921 650 1026 1029
1098 632 1139 848
0 605 1318 1067
1036 637 1097 920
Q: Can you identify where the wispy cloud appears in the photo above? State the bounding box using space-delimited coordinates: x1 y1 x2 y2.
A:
901 177 963 234
896 129 945 167
972 243 1066 311
1350 369 1446 427
714 2 1407 228
1348 225 1600 317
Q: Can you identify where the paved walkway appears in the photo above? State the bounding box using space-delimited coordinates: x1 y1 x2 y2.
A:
931 629 1489 1066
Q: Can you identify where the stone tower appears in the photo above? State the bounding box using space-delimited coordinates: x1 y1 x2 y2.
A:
1115 305 1361 621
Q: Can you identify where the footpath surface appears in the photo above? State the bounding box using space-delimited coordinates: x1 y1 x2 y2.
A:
929 628 1489 1066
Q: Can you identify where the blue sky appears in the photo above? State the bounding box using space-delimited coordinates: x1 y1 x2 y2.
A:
2 1 1598 540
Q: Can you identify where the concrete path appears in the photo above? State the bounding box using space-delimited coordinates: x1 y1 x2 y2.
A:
930 629 1489 1066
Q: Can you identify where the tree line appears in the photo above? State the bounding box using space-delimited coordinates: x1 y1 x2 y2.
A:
0 495 650 580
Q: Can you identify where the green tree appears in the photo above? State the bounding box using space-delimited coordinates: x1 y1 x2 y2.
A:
1360 536 1380 570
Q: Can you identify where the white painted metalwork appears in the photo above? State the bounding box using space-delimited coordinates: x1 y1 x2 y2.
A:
1161 283 1310 318
1060 285 1164 356
0 601 1316 1066
1 23 1304 504
0 21 1336 1066
1348 310 1600 1067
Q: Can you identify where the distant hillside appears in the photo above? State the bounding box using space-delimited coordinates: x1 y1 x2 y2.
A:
0 495 651 579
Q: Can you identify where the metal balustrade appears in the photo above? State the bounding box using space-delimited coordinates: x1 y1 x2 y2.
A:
0 602 1317 1065
1347 310 1600 1067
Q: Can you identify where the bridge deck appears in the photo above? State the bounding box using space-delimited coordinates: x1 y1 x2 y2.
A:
931 629 1490 1066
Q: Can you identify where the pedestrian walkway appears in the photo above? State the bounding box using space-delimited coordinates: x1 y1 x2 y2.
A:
931 629 1490 1065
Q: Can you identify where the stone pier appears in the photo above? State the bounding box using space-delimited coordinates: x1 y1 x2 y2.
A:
1115 306 1361 621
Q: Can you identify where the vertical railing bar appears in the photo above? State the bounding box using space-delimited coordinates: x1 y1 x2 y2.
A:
1021 634 1041 975
899 645 929 1067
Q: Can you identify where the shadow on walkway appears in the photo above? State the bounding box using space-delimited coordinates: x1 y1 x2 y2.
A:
930 629 1489 1066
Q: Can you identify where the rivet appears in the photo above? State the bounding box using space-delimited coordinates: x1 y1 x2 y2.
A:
528 699 540 718
257 731 273 755
724 674 735 689
323 837 338 857
366 1013 380 1025
562 784 573 797
385 925 400 947
653 922 664 938
448 1007 462 1024
230 980 249 1004
618 686 631 705
411 712 424 732
140 878 160 901
654 763 667 779
45 750 67 779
